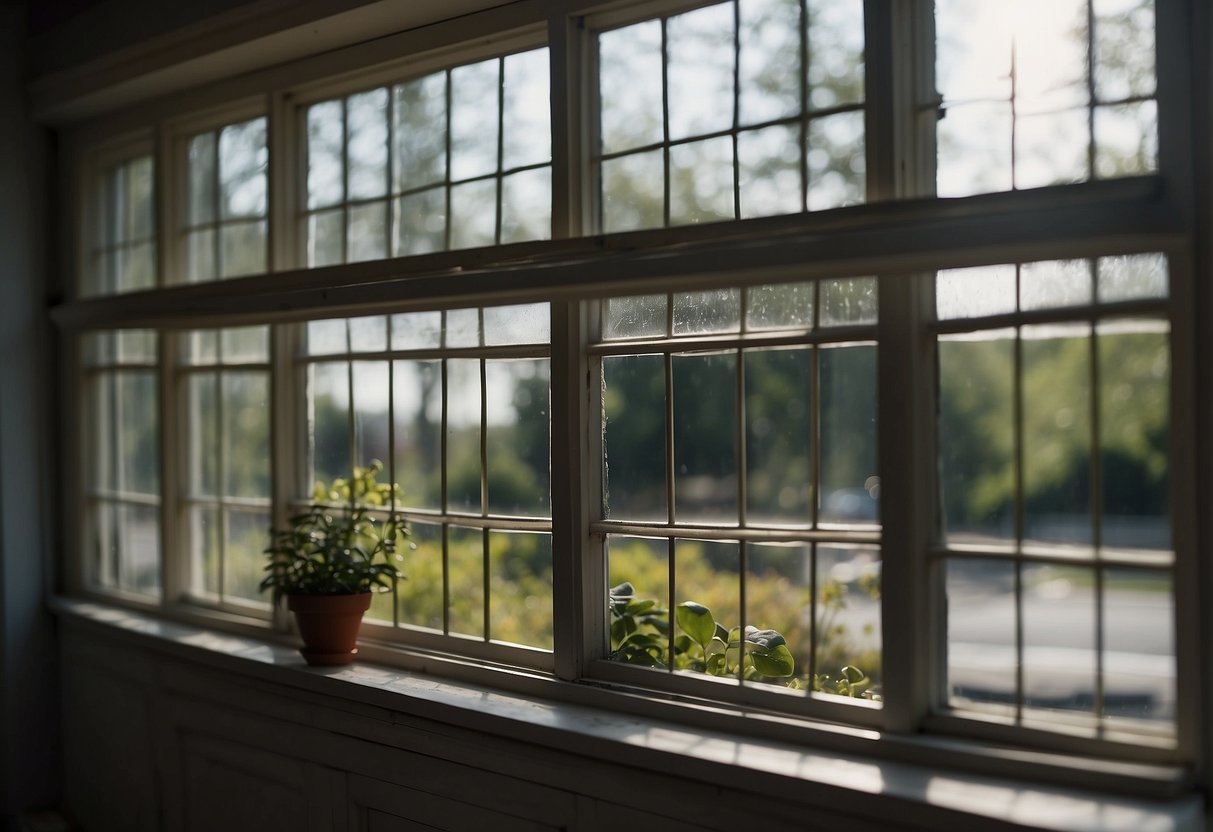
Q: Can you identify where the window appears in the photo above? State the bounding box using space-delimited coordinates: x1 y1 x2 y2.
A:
65 0 1192 780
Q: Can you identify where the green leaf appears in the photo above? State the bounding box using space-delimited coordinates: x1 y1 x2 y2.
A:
675 602 716 649
749 643 795 678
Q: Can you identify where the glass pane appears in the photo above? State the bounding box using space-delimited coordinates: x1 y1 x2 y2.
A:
394 73 447 191
818 345 877 525
820 277 877 326
391 311 443 350
672 352 737 524
1014 0 1088 116
1093 0 1156 102
483 303 550 345
500 167 551 244
1016 109 1089 190
307 100 345 209
667 3 734 141
605 294 667 340
308 208 344 267
188 505 220 598
607 535 670 669
1020 259 1093 311
670 136 734 225
935 1 1013 103
120 242 156 293
118 372 159 495
348 315 388 353
1094 100 1158 178
936 265 1017 320
397 520 443 631
602 354 667 521
125 156 154 242
1103 567 1174 724
447 525 484 638
188 373 219 497
1021 323 1092 547
675 539 739 684
937 102 1012 198
118 329 157 364
486 359 550 518
219 117 267 219
816 544 882 696
219 220 266 278
502 48 551 170
445 308 481 348
393 360 443 510
745 348 812 524
939 331 1015 542
348 201 387 263
393 188 447 256
223 372 270 499
1098 253 1168 302
184 330 219 366
220 326 269 364
601 150 664 233
347 89 389 200
225 509 271 604
747 543 810 688
738 0 801 125
599 21 664 154
1023 563 1096 716
488 530 553 649
310 362 350 488
1098 320 1169 550
747 281 813 331
738 124 802 219
307 318 347 356
447 359 483 513
807 0 865 109
352 361 391 476
807 112 864 210
449 178 497 249
186 229 216 283
947 558 1016 710
450 59 501 181
672 288 739 336
121 502 162 596
187 132 216 226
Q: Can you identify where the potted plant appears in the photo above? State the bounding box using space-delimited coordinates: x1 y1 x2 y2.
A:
261 460 408 666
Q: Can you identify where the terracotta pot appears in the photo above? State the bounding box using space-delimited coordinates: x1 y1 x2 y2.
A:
286 592 373 666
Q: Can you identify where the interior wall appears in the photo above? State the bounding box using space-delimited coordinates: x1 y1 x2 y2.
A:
0 1 58 825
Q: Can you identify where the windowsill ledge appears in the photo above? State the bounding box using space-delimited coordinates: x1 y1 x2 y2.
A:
51 596 1205 832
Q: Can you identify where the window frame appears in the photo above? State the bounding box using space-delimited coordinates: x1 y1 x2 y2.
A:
54 0 1206 790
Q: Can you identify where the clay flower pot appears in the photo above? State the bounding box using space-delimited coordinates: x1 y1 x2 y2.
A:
286 592 373 666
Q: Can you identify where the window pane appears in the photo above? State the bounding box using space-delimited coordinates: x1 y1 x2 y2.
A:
307 100 344 209
669 136 734 225
397 520 443 631
738 124 802 219
1094 100 1158 178
675 539 739 684
807 0 865 109
117 371 160 495
1098 320 1170 550
747 543 810 687
602 150 664 233
352 361 391 475
1098 253 1168 302
603 354 667 521
220 326 269 365
605 294 667 340
608 536 671 669
310 362 350 487
348 201 387 263
120 242 156 293
393 360 443 510
502 48 551 170
936 266 1017 320
186 229 216 283
818 345 877 525
188 505 220 598
183 330 219 366
1093 0 1156 101
391 311 443 350
672 288 739 336
225 509 271 604
820 276 877 326
939 331 1015 542
122 503 161 596
450 60 500 181
445 308 481 348
219 117 267 219
672 352 737 524
745 348 812 525
393 73 447 190
486 359 550 518
483 303 550 345
599 21 663 155
1103 567 1174 724
500 167 551 244
393 188 446 256
125 156 154 242
307 318 348 355
348 315 388 353
738 0 801 125
937 102 1012 198
347 89 388 200
187 132 216 226
308 208 344 267
188 373 219 497
447 525 485 638
489 530 552 649
1016 109 1089 189
447 359 483 512
223 372 270 499
947 557 1016 711
219 220 266 279
449 179 497 249
747 281 814 331
667 3 734 141
1023 563 1096 716
816 544 881 696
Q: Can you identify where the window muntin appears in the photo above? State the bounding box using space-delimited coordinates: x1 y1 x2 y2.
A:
182 118 269 282
180 327 272 611
84 154 156 296
595 0 865 233
301 306 553 656
81 330 161 597
595 278 881 701
935 0 1158 196
303 48 551 267
935 254 1175 740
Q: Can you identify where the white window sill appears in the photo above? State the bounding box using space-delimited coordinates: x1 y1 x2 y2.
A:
51 596 1204 832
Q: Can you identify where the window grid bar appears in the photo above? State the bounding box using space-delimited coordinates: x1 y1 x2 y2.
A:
1090 310 1107 736
736 343 747 686
590 520 877 544
1009 39 1018 189
730 0 741 223
589 329 877 356
444 71 454 253
1012 266 1026 725
441 354 451 635
216 371 230 605
930 544 1172 570
931 301 1170 336
1085 0 1098 182
495 57 506 246
297 344 550 364
661 18 671 229
211 129 223 281
798 0 809 212
482 526 491 642
665 347 676 670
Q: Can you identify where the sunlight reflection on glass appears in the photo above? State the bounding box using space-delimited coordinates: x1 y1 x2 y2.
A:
667 3 734 141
